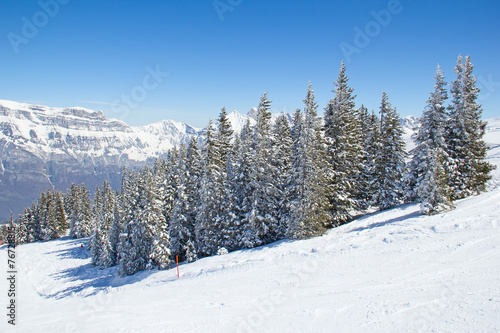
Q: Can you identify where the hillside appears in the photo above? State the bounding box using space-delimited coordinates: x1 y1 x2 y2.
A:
0 132 499 332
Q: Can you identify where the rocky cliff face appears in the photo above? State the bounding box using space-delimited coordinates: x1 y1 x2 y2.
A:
0 100 203 221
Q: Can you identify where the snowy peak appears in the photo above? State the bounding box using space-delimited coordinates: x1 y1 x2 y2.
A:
227 110 256 133
247 107 258 121
400 115 419 131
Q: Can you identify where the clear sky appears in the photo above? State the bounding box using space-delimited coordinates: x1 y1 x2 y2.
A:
1 0 499 128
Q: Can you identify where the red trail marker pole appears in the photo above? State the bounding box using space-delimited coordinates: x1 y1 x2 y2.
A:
176 255 180 278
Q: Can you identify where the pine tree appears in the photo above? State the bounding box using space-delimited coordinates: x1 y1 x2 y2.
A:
55 191 68 236
118 169 143 276
356 105 373 210
372 92 407 210
170 144 194 260
285 109 305 237
183 137 202 260
25 205 39 243
408 65 453 213
118 166 172 275
247 92 281 246
233 120 255 248
365 111 382 204
68 184 93 239
324 62 363 224
287 84 329 239
216 107 240 252
89 186 103 254
417 147 454 215
16 212 27 245
445 55 494 199
272 113 293 239
90 183 114 268
108 191 122 266
195 119 225 256
46 191 59 240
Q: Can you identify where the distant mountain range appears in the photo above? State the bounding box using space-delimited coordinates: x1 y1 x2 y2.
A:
0 99 421 222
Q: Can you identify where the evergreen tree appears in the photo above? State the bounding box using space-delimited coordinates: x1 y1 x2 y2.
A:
195 119 224 256
372 92 407 210
25 205 39 243
407 65 453 213
108 190 122 266
117 169 143 276
183 137 202 260
417 146 454 215
55 191 68 236
233 120 255 248
170 144 194 260
216 107 240 251
118 166 172 275
287 84 329 239
247 92 280 245
356 105 373 210
445 55 495 199
16 212 27 245
272 113 293 238
365 111 382 204
68 183 93 238
90 184 114 268
324 62 363 224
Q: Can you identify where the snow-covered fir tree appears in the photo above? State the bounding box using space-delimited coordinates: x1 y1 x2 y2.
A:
119 167 172 275
183 137 202 260
68 183 93 239
216 108 240 252
324 62 363 224
90 182 115 268
170 143 199 260
247 92 281 246
272 113 293 239
445 55 494 199
117 169 142 276
356 105 374 210
232 120 255 248
16 212 27 245
407 65 453 214
287 84 330 238
55 191 68 236
372 92 407 210
195 119 225 256
24 205 39 243
417 145 454 215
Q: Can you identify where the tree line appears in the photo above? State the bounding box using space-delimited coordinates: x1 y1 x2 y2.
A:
2 55 493 277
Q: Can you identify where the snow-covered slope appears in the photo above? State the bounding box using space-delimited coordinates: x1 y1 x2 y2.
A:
1 144 499 332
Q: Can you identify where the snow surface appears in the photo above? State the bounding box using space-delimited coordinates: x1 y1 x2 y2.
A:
1 144 500 332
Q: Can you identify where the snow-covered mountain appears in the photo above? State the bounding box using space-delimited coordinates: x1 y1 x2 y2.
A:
0 100 205 221
0 99 450 222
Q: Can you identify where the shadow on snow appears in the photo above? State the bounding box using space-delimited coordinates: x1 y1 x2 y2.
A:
350 205 421 233
44 237 157 299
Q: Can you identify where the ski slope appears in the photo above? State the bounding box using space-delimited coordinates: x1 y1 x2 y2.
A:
1 125 500 332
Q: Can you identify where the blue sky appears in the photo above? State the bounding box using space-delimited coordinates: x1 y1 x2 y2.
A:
1 0 499 128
